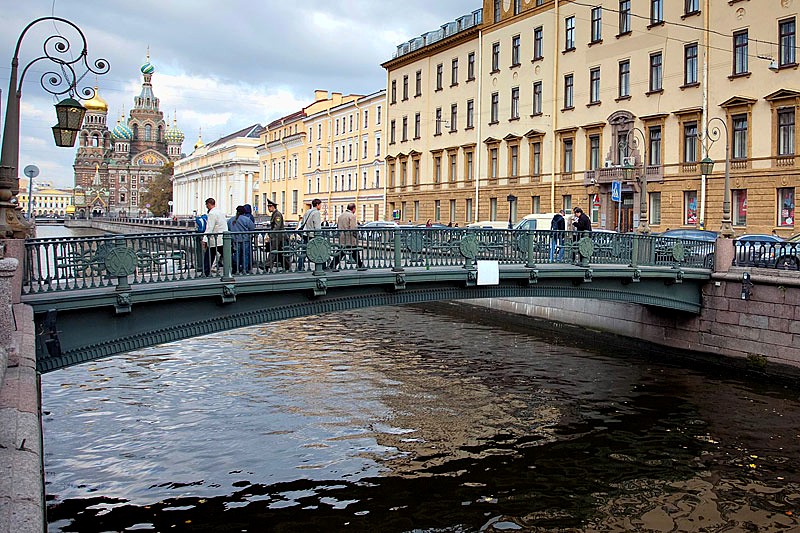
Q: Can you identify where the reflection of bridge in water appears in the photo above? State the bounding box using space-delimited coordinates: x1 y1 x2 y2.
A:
22 227 715 373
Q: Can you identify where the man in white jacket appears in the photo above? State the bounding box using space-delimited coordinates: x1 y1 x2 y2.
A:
202 198 227 276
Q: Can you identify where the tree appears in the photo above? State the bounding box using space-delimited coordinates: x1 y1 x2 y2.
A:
141 162 173 216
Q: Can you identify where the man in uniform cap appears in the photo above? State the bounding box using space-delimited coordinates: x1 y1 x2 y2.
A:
267 199 290 270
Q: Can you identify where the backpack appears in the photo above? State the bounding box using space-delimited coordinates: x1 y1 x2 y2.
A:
195 214 208 232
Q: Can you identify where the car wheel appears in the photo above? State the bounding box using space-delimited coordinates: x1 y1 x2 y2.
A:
775 255 800 270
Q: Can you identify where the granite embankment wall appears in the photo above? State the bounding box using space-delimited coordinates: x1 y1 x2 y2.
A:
65 218 189 234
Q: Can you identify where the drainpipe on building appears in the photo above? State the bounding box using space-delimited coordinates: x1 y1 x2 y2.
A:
550 1 561 213
474 28 483 223
699 0 710 228
326 107 333 222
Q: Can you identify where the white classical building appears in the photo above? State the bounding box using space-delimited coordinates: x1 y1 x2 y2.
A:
172 124 263 216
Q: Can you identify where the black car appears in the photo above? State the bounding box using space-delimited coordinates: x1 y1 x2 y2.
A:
654 229 718 268
733 234 784 268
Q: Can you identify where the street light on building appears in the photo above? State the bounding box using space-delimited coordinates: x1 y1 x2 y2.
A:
620 127 650 235
698 117 734 238
0 16 109 238
506 194 517 229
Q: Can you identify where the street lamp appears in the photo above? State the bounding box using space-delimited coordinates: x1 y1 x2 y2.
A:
620 127 650 234
0 16 109 238
698 117 734 237
506 194 517 229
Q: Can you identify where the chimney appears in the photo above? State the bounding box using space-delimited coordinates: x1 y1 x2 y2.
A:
314 90 328 102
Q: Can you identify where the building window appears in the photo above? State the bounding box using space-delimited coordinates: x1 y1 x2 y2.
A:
511 35 521 66
144 124 152 141
619 0 631 34
434 155 442 183
450 103 458 132
390 120 396 144
436 63 443 90
618 60 630 98
435 108 442 135
650 0 663 25
563 195 572 213
564 74 574 109
490 147 499 178
532 141 542 176
589 67 600 104
414 113 421 139
563 139 574 173
401 116 408 142
402 75 408 100
649 52 663 92
732 189 747 226
780 18 797 67
565 16 575 51
685 0 699 14
510 87 520 119
532 81 543 115
466 150 474 181
435 201 441 221
533 27 544 60
684 43 698 85
510 144 519 177
778 187 795 226
732 114 748 159
467 52 476 80
733 31 748 75
532 195 541 213
449 153 457 182
649 192 661 225
648 126 662 166
513 0 521 15
466 99 475 129
591 7 602 43
490 92 499 123
494 0 501 23
685 190 698 225
412 159 420 185
683 121 698 163
778 108 795 156
466 198 473 221
415 70 422 96
589 135 600 169
391 80 396 103
492 42 500 72
377 105 382 124
451 58 459 85
490 197 498 220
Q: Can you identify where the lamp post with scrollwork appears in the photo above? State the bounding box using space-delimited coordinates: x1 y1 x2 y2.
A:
0 16 109 238
620 127 650 235
698 117 734 238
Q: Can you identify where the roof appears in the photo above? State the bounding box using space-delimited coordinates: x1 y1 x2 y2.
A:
204 124 264 149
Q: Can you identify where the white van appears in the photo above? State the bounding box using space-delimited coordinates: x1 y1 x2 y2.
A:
513 213 567 231
466 220 510 229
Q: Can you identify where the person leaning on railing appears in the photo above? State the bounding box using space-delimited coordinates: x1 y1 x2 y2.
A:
202 198 227 276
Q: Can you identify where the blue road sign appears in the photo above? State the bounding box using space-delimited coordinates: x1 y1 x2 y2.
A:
611 181 622 202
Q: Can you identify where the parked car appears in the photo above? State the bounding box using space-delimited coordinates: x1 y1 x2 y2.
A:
467 220 509 229
513 213 561 231
358 220 399 240
774 233 800 270
655 229 718 267
733 234 784 267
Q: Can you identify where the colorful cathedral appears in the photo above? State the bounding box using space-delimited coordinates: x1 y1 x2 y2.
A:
73 54 184 217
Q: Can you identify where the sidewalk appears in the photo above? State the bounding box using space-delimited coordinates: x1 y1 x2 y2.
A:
0 303 44 533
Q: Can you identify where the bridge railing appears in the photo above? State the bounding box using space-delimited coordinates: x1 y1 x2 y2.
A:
22 228 715 294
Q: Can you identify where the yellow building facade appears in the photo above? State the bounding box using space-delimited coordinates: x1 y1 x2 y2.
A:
17 179 74 217
383 1 799 234
257 90 387 224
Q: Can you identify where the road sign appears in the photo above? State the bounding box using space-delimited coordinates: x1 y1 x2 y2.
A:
611 181 622 202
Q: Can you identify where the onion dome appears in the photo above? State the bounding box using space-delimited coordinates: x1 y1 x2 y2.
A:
165 116 184 144
141 59 155 75
112 119 133 140
194 129 204 150
83 87 108 112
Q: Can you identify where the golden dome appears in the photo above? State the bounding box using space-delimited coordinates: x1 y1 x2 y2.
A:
83 87 108 112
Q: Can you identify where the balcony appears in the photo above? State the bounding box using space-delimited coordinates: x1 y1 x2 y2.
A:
584 164 663 185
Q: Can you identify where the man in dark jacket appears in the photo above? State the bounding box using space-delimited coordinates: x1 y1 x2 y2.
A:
572 207 592 264
549 209 566 262
267 199 290 271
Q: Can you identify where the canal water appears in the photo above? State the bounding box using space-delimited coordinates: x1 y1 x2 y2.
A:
38 226 800 532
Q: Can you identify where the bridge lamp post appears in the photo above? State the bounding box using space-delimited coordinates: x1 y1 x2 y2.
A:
621 127 650 235
0 16 109 238
698 117 734 238
506 194 517 229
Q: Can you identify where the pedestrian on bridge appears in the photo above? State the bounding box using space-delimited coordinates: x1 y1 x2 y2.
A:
267 199 290 271
549 209 566 262
228 205 255 274
202 198 227 276
330 203 364 271
572 206 592 264
297 199 322 271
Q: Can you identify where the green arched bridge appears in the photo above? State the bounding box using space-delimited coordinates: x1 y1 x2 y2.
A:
21 227 715 373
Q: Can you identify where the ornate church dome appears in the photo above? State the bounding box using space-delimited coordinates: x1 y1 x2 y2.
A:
83 87 108 112
141 59 155 75
165 116 185 144
112 117 133 140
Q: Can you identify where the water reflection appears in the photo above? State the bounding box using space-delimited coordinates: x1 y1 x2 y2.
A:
43 306 800 532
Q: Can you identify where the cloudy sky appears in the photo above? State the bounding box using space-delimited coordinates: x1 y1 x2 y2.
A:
0 0 476 188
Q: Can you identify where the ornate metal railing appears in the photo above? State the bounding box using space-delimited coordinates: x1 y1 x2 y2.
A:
733 240 800 270
22 229 717 295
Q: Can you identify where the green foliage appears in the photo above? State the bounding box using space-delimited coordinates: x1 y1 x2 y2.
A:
140 162 174 216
